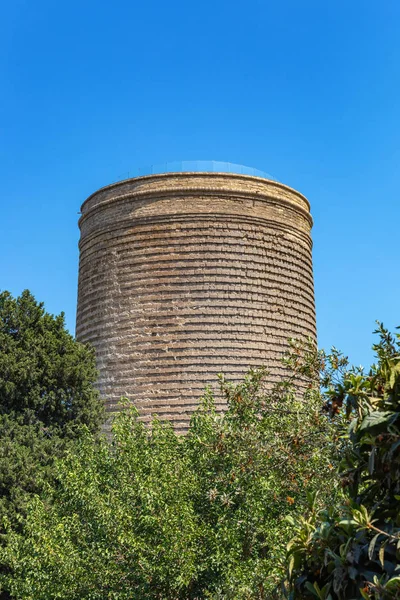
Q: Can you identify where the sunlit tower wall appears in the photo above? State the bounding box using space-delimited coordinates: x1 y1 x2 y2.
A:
76 164 316 432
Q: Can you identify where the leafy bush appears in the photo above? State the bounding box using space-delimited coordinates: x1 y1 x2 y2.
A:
286 325 400 600
0 345 339 599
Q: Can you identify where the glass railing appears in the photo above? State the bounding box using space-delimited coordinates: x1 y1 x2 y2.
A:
113 161 278 183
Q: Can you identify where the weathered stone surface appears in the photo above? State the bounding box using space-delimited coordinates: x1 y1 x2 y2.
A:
76 172 316 433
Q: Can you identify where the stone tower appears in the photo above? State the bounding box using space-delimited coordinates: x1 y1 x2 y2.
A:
76 165 315 432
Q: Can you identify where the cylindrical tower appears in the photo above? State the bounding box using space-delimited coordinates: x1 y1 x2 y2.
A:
76 167 315 432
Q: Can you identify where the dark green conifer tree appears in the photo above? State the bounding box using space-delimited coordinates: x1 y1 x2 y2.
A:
0 290 104 598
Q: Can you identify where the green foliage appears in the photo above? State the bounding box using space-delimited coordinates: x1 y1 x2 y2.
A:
0 414 64 532
0 290 103 432
286 324 400 600
0 346 339 599
0 290 104 597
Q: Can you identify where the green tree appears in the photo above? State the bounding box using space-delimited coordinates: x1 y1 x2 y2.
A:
1 343 339 599
0 290 103 431
286 325 400 600
0 290 104 598
0 290 104 523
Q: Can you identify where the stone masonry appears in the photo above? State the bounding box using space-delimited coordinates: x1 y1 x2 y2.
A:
76 172 316 433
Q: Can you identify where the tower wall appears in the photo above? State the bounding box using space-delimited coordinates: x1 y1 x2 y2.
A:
76 172 315 432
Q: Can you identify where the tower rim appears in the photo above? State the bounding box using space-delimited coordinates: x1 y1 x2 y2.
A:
80 171 310 214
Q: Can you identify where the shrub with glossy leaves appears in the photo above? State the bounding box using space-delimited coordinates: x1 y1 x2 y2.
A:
286 324 400 600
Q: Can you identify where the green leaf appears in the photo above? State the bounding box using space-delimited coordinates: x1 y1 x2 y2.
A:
385 576 400 590
320 582 331 598
368 447 375 475
288 555 295 579
305 581 322 598
368 532 381 560
389 364 400 388
359 411 396 432
379 544 385 567
338 519 358 530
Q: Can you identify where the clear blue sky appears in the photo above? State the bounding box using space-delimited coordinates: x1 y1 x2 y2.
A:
1 0 399 370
